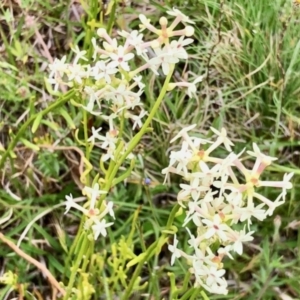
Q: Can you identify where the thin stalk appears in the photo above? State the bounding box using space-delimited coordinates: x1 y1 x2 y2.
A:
64 236 90 299
121 203 179 299
108 66 175 186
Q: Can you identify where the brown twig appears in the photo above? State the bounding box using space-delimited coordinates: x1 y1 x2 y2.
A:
0 232 66 296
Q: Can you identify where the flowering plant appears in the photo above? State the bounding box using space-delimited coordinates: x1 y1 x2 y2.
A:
47 6 293 298
0 5 294 300
164 125 293 294
45 7 210 299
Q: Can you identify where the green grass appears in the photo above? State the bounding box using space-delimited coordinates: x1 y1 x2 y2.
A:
0 0 300 299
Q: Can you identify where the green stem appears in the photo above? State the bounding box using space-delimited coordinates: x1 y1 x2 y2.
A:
176 271 191 296
108 66 175 186
82 108 91 186
92 66 174 211
179 289 194 300
64 236 90 299
118 109 125 139
121 240 159 300
121 202 179 300
107 1 117 35
200 291 210 300
0 90 75 170
82 242 94 272
63 231 84 280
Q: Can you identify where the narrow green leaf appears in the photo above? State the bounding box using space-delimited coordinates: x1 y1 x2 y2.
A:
41 120 60 131
0 61 18 71
58 107 76 129
126 253 146 268
31 113 43 133
20 138 40 151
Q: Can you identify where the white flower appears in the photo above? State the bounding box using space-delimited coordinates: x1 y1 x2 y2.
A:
170 36 193 59
99 201 115 220
67 64 87 84
170 124 197 143
47 77 66 92
133 75 145 89
217 245 234 260
83 183 107 210
168 141 193 176
179 177 209 201
168 234 182 265
210 127 234 152
247 143 277 167
235 202 266 226
198 161 221 185
193 264 227 294
88 126 118 151
166 8 195 24
106 201 115 219
71 45 88 64
253 192 284 217
101 37 118 55
202 214 229 242
82 86 103 115
91 60 118 83
205 266 226 287
105 84 141 109
48 55 67 79
186 75 203 98
88 127 103 144
102 146 116 162
91 219 114 240
183 200 205 226
118 30 146 56
268 195 285 216
149 45 179 75
64 194 88 215
185 227 199 248
228 227 254 255
127 109 147 130
109 46 134 71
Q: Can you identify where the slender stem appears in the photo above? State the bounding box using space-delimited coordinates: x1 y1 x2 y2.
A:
174 271 191 298
109 65 175 185
121 240 159 300
179 289 194 300
107 1 117 35
82 107 91 186
82 242 93 272
64 236 90 299
200 291 210 300
92 67 174 214
118 109 125 139
121 202 179 299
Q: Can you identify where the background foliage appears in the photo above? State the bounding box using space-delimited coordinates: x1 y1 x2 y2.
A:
0 0 299 299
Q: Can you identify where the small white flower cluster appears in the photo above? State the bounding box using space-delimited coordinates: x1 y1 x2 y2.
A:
50 9 203 241
164 124 293 295
48 8 202 162
65 183 114 240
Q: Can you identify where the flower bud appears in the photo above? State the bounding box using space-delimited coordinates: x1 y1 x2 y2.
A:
167 83 176 91
185 26 195 37
159 16 168 26
97 28 107 37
